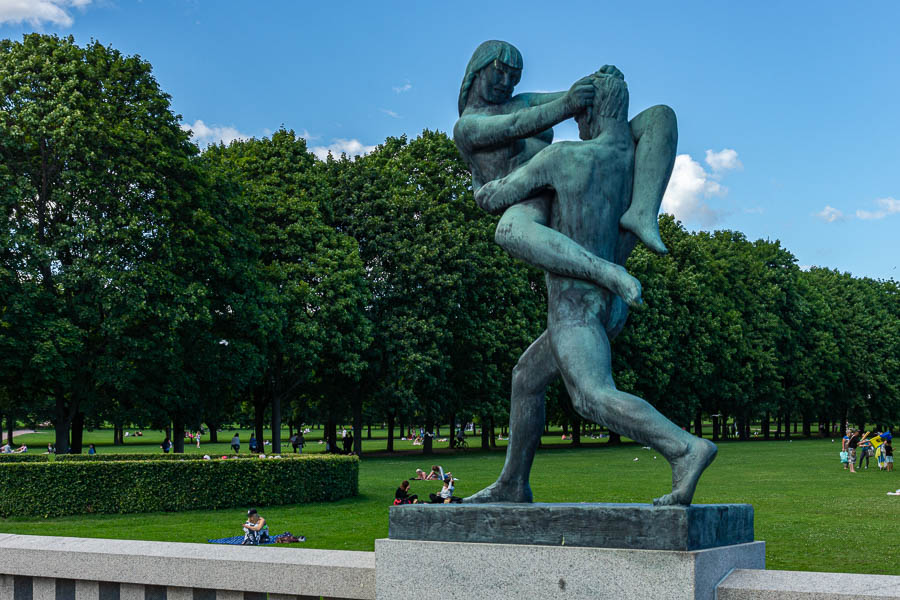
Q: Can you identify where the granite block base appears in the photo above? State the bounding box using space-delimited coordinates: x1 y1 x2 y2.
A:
388 502 753 550
375 538 765 600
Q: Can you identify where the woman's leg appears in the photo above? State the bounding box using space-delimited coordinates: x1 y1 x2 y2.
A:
493 195 642 306
620 105 677 255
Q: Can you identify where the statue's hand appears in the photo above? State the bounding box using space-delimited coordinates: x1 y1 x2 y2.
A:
597 64 625 80
564 76 595 114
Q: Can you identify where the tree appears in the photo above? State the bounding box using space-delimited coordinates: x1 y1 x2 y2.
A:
0 34 213 452
201 130 372 454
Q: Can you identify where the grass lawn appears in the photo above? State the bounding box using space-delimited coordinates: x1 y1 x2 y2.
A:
2 431 897 575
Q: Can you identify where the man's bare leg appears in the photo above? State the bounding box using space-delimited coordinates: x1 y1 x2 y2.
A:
619 105 677 255
546 282 716 505
465 331 558 503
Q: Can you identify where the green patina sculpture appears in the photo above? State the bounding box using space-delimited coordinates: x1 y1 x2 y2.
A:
454 40 716 506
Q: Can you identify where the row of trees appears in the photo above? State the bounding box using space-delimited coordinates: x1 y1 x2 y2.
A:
2 35 898 454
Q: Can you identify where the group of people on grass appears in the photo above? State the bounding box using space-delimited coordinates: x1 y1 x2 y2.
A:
0 443 27 453
394 465 462 505
841 429 893 473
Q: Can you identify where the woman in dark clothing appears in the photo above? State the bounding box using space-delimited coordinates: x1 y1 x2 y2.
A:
394 480 418 504
848 430 860 473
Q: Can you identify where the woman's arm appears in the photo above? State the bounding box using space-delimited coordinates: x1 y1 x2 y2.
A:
454 78 593 152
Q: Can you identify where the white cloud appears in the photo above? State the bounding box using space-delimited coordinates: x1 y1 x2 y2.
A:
380 108 401 119
661 153 727 226
298 129 319 141
856 197 900 220
815 206 846 223
309 138 376 161
704 148 743 172
392 81 412 94
180 119 250 147
0 0 93 26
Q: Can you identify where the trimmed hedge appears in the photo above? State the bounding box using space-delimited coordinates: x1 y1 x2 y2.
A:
56 453 295 462
0 455 358 517
0 454 49 463
58 453 214 462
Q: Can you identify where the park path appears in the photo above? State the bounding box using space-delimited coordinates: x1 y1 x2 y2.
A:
2 429 34 441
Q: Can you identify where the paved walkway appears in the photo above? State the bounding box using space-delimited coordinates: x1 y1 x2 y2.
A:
1 429 34 442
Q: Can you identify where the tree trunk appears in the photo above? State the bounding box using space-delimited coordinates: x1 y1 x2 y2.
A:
6 413 14 445
271 395 282 454
353 397 363 456
252 389 266 451
607 430 621 445
489 416 497 448
54 395 74 455
802 414 812 437
783 411 791 440
367 422 372 440
449 414 456 449
562 422 568 437
398 416 405 441
325 416 337 453
762 411 770 440
173 415 185 453
481 415 490 450
711 414 719 441
423 419 434 455
208 421 219 443
386 415 395 453
694 409 703 438
572 418 581 446
70 411 85 454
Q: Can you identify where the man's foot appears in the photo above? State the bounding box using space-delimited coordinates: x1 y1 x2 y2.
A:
464 480 533 504
619 209 668 255
653 438 717 506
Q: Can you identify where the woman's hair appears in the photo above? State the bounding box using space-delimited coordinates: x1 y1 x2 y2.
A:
401 480 409 488
458 40 523 115
431 465 439 471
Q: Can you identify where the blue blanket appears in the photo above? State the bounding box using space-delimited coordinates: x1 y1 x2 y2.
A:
208 535 275 545
207 533 304 545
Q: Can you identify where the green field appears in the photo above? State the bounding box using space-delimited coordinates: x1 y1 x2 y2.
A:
1 429 897 575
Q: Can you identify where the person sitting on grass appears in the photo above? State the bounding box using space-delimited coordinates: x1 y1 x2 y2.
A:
242 509 269 545
429 476 462 504
413 468 429 480
394 480 419 505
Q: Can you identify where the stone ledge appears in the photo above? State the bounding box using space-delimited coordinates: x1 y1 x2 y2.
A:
717 568 900 599
0 534 374 600
388 502 753 550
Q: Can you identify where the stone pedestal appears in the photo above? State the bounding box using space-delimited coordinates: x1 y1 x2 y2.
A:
376 503 764 600
388 503 754 550
375 538 764 600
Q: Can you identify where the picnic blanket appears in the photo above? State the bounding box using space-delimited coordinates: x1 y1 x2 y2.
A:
207 533 306 545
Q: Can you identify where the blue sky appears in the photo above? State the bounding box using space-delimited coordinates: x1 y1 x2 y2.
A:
2 0 898 280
